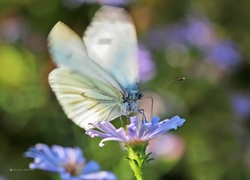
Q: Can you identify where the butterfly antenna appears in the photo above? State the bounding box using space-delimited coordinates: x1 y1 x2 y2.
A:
141 96 154 120
141 77 185 92
150 96 153 120
138 109 147 123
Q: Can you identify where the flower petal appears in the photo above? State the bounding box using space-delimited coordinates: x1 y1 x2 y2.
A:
79 171 116 180
86 116 185 145
83 160 100 174
25 144 116 179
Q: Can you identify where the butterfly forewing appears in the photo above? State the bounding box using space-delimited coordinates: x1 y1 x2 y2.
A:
48 21 124 93
84 6 139 91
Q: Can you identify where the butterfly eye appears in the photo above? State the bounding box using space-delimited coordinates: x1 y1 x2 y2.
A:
138 92 143 99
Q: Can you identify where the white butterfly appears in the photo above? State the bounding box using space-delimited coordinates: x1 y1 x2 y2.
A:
48 6 142 130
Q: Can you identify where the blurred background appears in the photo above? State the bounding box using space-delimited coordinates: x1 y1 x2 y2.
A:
0 0 250 179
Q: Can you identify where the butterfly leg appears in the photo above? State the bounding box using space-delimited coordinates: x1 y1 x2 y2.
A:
142 96 154 120
138 109 147 123
119 115 125 128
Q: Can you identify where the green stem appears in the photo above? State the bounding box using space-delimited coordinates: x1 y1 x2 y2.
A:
126 142 149 180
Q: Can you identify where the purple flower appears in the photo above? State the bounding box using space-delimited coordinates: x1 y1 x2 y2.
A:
204 40 241 70
0 15 28 43
96 0 133 5
25 143 116 180
146 26 169 50
147 17 213 50
86 116 185 147
181 17 213 48
62 0 133 8
138 45 155 82
164 18 213 49
231 93 250 119
146 134 185 162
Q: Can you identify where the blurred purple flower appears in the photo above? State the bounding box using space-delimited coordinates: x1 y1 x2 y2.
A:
164 19 213 48
204 40 241 70
146 134 185 162
138 45 155 82
0 176 7 180
86 116 185 146
62 0 133 8
96 0 133 5
147 10 242 70
147 26 169 50
181 17 213 47
231 94 250 119
0 15 28 43
147 17 213 50
25 143 116 180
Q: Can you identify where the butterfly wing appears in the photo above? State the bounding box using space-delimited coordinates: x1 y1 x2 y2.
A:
48 7 141 129
47 21 127 129
84 6 139 91
49 68 123 130
48 21 124 92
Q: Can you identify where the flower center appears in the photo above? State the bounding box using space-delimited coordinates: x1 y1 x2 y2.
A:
65 162 85 176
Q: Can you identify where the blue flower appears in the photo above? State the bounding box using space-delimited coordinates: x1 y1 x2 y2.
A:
204 40 241 70
24 143 116 180
146 17 213 50
62 0 133 9
138 45 156 82
86 116 185 147
146 134 186 162
231 93 250 119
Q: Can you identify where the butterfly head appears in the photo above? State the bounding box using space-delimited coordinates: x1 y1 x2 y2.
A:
121 90 143 115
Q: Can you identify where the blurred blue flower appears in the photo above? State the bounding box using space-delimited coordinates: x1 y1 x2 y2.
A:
25 143 116 180
86 116 185 146
204 40 241 70
170 17 213 48
147 16 213 50
0 14 28 43
146 134 185 162
147 26 169 50
147 12 242 71
0 176 7 180
182 17 213 48
231 93 250 119
138 45 156 82
96 0 133 5
62 0 133 8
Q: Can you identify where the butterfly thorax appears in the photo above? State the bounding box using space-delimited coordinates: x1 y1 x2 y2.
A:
121 90 143 115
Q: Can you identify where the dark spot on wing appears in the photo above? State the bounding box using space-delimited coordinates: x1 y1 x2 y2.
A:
66 53 72 59
98 38 112 45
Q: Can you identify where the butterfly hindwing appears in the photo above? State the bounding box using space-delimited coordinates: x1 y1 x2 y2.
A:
49 68 122 130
